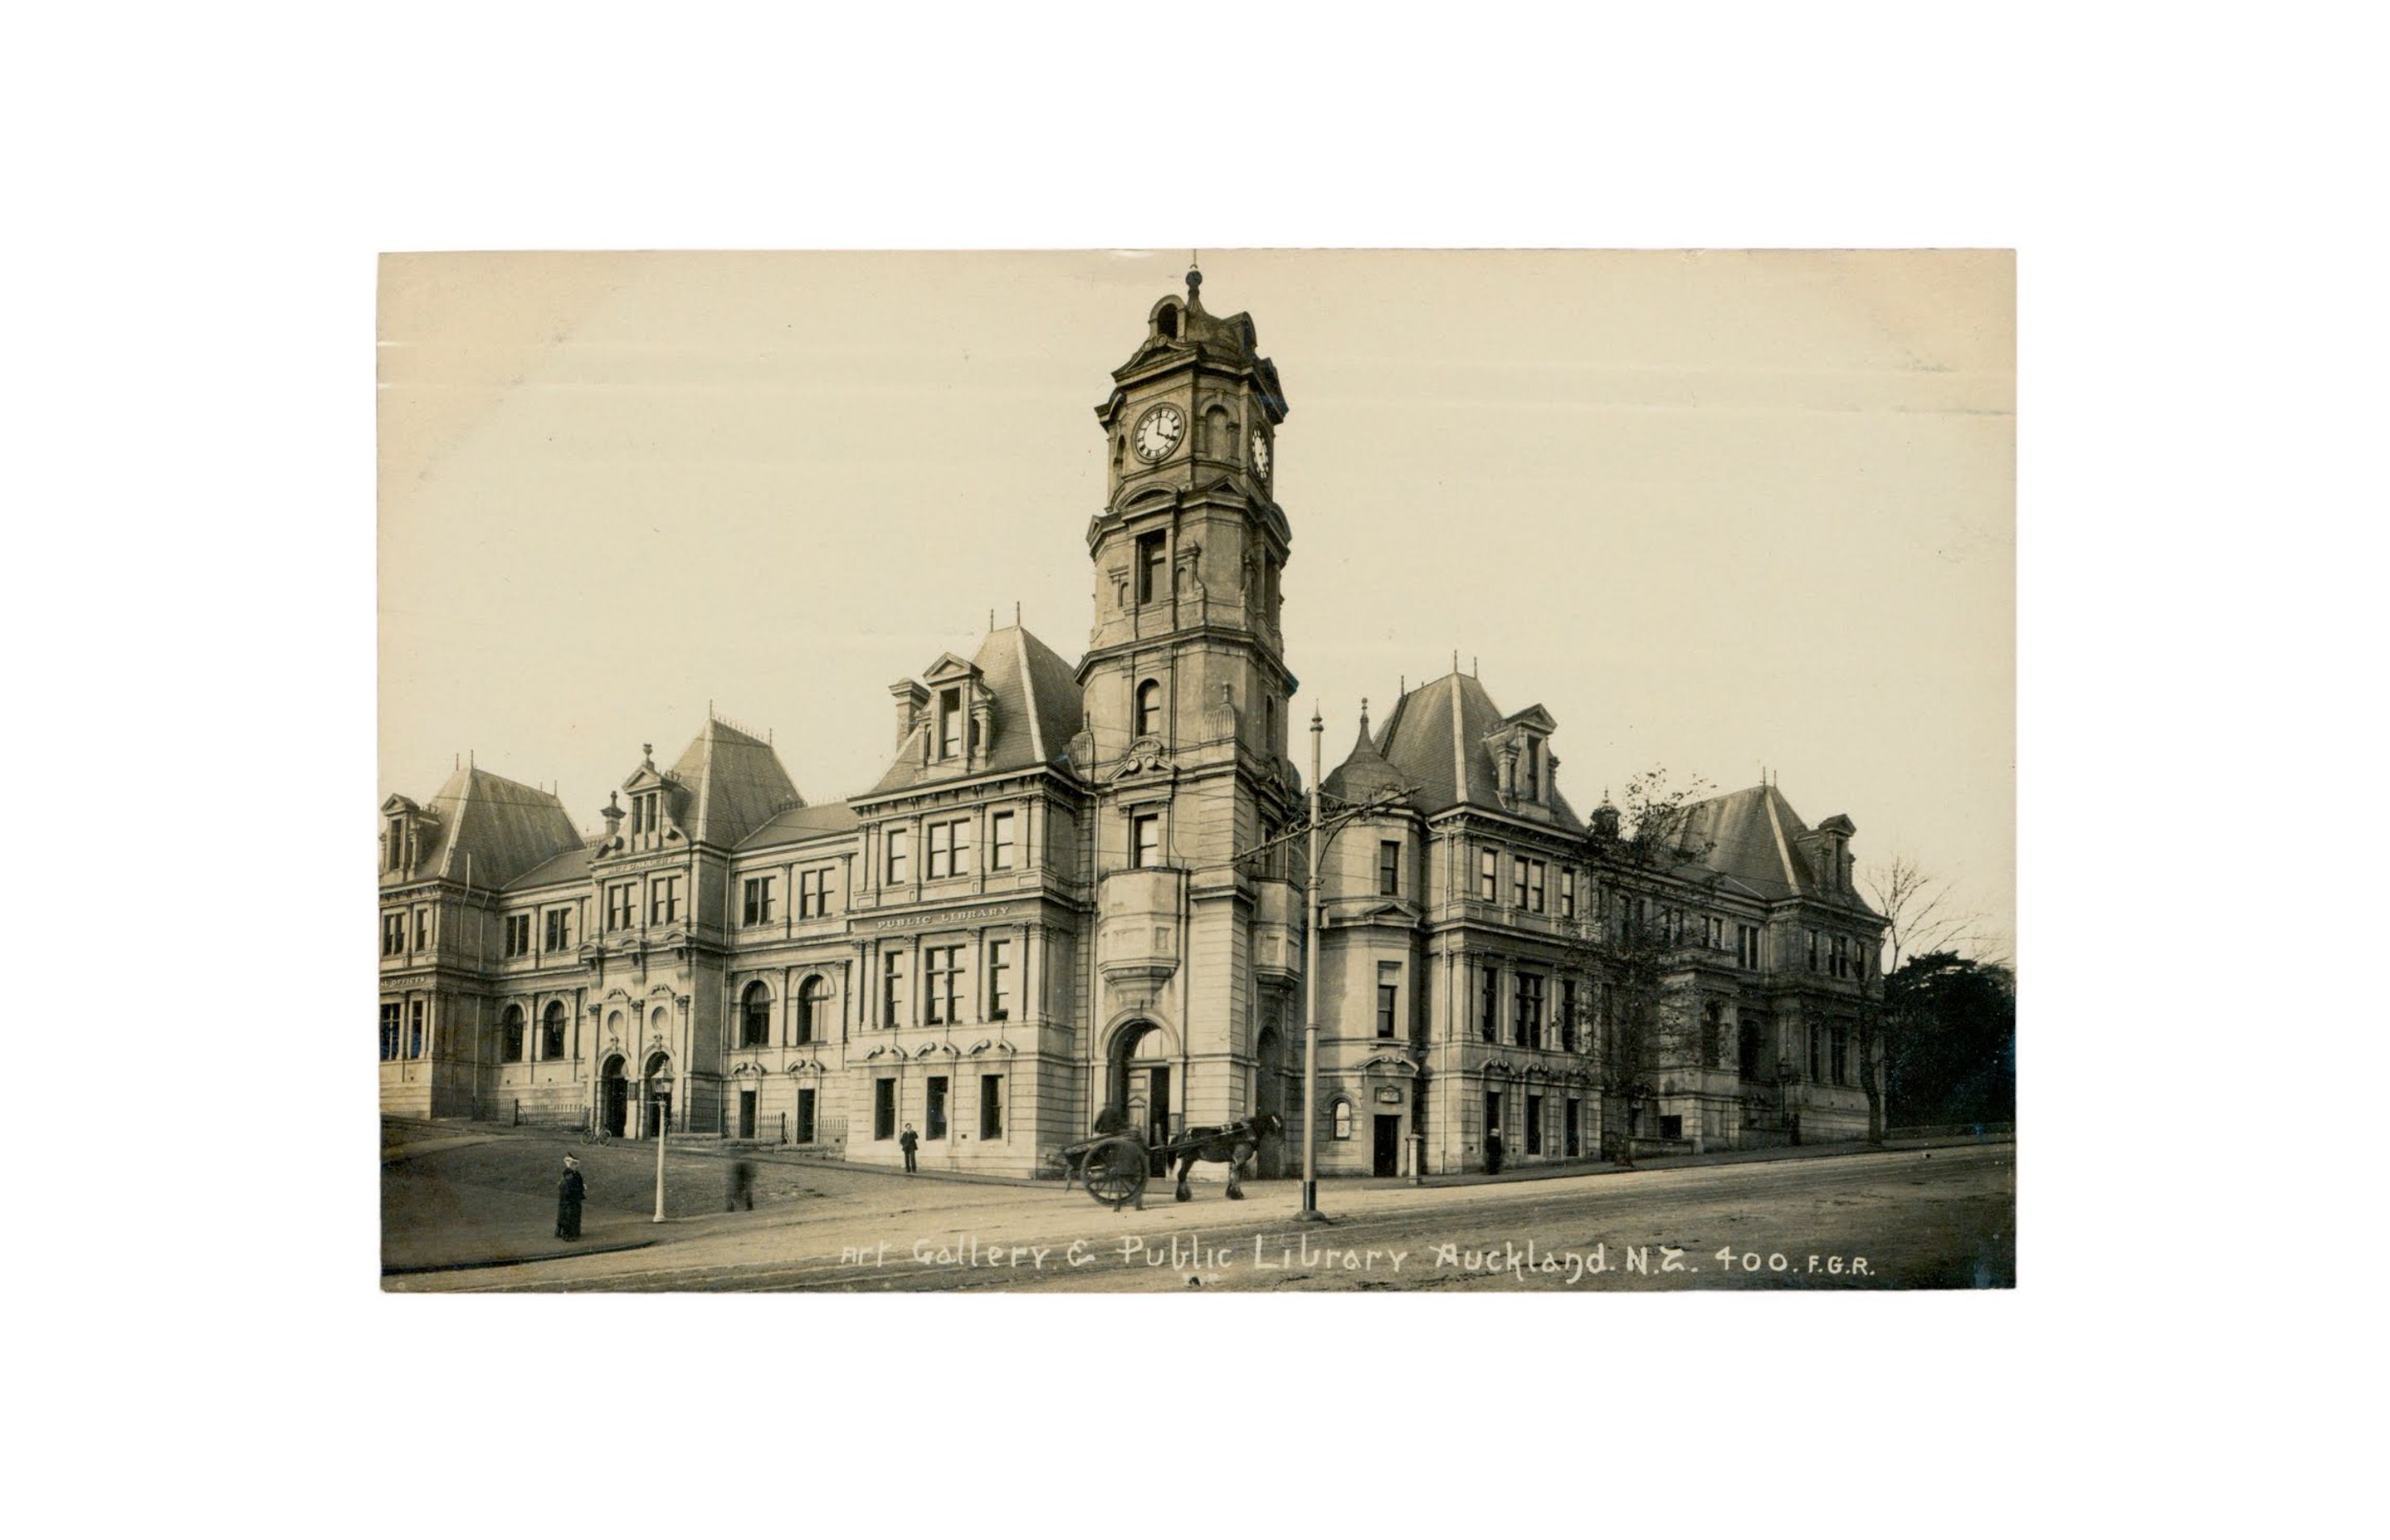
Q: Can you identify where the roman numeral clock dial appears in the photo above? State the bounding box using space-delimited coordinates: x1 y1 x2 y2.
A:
1133 402 1184 461
1251 428 1270 481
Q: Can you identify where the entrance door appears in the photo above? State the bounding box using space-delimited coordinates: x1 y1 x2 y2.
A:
602 1060 628 1138
738 1089 758 1140
1146 1067 1172 1175
1373 1115 1400 1177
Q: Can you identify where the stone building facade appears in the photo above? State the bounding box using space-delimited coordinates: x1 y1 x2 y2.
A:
378 269 1885 1178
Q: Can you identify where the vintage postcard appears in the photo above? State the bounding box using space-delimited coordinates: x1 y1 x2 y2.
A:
378 250 2014 1293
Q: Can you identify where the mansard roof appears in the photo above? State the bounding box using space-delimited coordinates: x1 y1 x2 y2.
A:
662 717 805 847
406 765 583 888
1675 782 1876 914
870 623 1084 796
1370 671 1584 832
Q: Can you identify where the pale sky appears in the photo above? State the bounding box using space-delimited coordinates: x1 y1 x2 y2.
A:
379 250 2013 955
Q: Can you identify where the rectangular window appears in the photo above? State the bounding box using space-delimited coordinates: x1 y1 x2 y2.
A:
1560 980 1578 1052
796 1088 817 1145
939 688 963 759
873 1079 896 1140
1515 972 1544 1050
927 819 972 880
980 1075 1003 1139
378 1002 401 1060
1378 840 1401 897
607 884 634 931
1807 929 1820 972
1561 871 1576 920
990 810 1017 870
1525 1094 1544 1155
742 876 775 926
987 939 1012 1021
926 1076 949 1140
1528 861 1546 914
1513 856 1529 909
1130 812 1161 870
381 914 405 957
649 876 680 925
1832 1026 1849 1085
1136 530 1168 605
1565 1098 1582 1157
1477 850 1498 901
924 945 962 1026
1808 1025 1823 1082
1832 934 1850 979
407 999 425 1059
544 908 572 952
882 951 907 1028
1479 966 1500 1042
503 914 530 958
1737 924 1763 969
885 828 910 885
413 909 429 949
1523 747 1539 800
799 868 832 918
1377 962 1400 1039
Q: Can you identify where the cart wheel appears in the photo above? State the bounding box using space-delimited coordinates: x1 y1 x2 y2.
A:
1083 1137 1148 1209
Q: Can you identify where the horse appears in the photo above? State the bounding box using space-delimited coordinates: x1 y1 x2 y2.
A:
1170 1111 1282 1201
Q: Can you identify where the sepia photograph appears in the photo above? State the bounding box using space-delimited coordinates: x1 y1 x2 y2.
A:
378 250 2015 1293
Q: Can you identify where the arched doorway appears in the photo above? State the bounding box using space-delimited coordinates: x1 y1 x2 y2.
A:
599 1055 629 1138
641 1052 674 1139
1254 1025 1288 1178
1109 1021 1174 1171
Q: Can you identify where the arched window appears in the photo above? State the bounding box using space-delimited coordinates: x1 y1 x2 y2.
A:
794 975 827 1045
740 981 772 1049
540 1000 568 1060
1155 304 1179 340
501 1004 525 1063
1331 1099 1354 1141
1135 679 1163 738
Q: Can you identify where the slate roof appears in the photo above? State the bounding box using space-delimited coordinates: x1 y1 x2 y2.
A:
737 798 861 852
1675 782 1876 914
505 837 602 892
869 623 1084 796
1370 671 1584 831
1322 713 1409 803
407 766 583 889
665 718 805 847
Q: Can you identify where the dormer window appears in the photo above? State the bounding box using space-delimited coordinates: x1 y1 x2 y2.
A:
384 816 405 871
939 688 963 759
1522 742 1540 799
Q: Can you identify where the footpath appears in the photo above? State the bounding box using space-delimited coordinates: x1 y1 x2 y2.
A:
382 1114 2009 1284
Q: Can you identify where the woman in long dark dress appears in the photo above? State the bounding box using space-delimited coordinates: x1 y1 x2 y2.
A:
556 1156 585 1240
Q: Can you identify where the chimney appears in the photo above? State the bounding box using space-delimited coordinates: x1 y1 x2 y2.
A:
601 792 624 841
890 680 929 750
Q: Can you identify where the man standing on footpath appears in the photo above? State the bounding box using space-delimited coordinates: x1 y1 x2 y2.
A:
900 1123 919 1174
555 1156 585 1240
1484 1126 1504 1177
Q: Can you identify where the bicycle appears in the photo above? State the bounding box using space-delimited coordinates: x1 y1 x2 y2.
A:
580 1123 613 1146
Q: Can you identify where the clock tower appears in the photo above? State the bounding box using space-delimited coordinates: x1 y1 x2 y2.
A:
1077 266 1305 1143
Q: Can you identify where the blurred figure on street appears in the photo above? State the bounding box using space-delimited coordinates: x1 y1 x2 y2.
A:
900 1123 919 1173
556 1156 585 1240
1485 1126 1504 1177
726 1159 756 1211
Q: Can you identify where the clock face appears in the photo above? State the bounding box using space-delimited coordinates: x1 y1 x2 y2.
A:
1250 429 1271 479
1132 403 1184 462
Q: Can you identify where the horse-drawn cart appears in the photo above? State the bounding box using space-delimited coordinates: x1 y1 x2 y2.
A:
1052 1113 1282 1211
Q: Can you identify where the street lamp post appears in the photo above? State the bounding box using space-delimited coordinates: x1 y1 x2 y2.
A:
1299 708 1326 1222
652 1075 671 1222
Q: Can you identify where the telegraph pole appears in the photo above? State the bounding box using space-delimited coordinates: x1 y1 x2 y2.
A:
652 1084 669 1222
1299 708 1326 1222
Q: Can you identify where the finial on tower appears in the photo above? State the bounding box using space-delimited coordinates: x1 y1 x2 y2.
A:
1186 253 1202 305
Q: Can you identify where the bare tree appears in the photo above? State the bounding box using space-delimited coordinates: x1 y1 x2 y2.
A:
1561 770 1714 1166
1853 854 1997 1143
